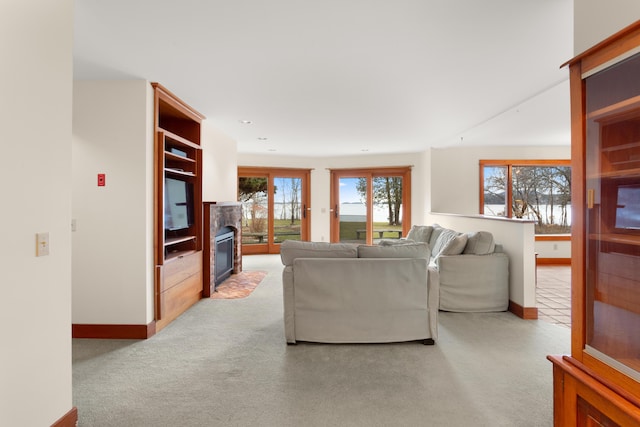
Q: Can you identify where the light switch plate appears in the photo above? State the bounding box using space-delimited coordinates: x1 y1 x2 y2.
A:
36 232 49 257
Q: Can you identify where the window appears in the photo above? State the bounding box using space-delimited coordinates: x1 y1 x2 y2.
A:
238 167 310 254
480 160 571 234
330 167 411 244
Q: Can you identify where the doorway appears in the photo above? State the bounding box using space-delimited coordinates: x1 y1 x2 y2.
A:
330 167 411 245
238 167 311 254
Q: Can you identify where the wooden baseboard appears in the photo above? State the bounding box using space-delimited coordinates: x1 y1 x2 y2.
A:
509 300 538 319
537 257 571 265
72 322 156 339
51 406 77 427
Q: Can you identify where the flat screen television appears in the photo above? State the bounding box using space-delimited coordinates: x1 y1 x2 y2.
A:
614 183 640 232
164 177 194 231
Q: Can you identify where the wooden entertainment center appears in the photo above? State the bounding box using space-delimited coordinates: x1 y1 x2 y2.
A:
152 83 205 331
548 21 640 426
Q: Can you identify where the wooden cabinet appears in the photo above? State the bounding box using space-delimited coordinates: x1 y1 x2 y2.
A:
549 21 640 426
152 83 205 331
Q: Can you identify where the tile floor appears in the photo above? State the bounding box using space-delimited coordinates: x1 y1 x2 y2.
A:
536 265 571 328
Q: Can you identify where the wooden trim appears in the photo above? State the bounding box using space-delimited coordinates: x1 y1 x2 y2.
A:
154 131 165 268
326 166 413 173
582 352 640 403
506 165 513 218
72 322 156 339
329 166 412 244
535 234 571 241
508 300 538 319
480 159 571 167
238 166 314 174
51 407 77 427
402 169 412 236
561 20 640 70
151 82 205 122
478 159 571 220
569 61 587 360
537 257 571 265
548 355 640 426
478 162 485 214
237 167 312 254
330 170 339 242
567 355 640 409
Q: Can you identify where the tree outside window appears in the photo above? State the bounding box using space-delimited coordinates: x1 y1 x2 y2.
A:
480 160 571 234
356 176 403 226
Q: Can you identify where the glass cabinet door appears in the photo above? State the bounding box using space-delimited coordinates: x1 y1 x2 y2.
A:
584 51 640 379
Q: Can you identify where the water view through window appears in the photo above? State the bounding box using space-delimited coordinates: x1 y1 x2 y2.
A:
482 162 571 234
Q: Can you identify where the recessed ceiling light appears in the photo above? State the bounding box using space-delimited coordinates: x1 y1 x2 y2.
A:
239 120 252 124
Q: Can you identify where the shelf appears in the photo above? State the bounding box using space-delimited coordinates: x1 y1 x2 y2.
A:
164 235 197 247
165 168 196 177
593 167 640 179
588 94 640 123
590 233 640 246
601 140 640 152
159 127 201 150
165 151 196 163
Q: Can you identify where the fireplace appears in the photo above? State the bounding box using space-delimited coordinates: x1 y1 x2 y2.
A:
214 226 234 284
203 202 243 296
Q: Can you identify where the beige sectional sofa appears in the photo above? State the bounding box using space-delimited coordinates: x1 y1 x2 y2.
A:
280 240 438 345
398 224 510 313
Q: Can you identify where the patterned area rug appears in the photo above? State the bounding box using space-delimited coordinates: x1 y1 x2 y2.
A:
210 271 267 299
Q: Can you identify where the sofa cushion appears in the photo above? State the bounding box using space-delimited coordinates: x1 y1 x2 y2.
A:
428 224 445 249
463 231 495 255
440 233 468 256
377 238 414 246
406 225 434 243
430 228 459 258
358 242 430 259
280 240 358 266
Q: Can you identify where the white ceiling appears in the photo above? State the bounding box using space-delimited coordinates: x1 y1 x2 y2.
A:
73 0 574 157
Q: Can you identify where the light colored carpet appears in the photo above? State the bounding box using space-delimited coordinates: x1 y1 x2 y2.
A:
73 254 570 427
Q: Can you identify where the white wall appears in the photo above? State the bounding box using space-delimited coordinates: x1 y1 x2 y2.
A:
430 145 571 215
429 145 572 259
72 80 155 324
536 240 572 259
238 152 428 242
574 1 640 54
0 1 74 425
202 122 238 203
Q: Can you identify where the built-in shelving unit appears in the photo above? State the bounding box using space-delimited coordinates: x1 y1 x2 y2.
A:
549 20 640 426
152 83 205 331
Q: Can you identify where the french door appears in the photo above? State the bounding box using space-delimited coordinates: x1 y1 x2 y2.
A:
330 167 411 245
238 167 311 254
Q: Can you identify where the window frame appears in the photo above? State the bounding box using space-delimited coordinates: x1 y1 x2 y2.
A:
479 159 571 237
237 166 311 254
329 166 412 244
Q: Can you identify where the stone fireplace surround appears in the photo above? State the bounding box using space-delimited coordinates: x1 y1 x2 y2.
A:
203 202 242 297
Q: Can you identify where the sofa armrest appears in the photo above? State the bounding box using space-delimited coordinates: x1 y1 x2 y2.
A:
437 252 509 312
282 265 296 343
